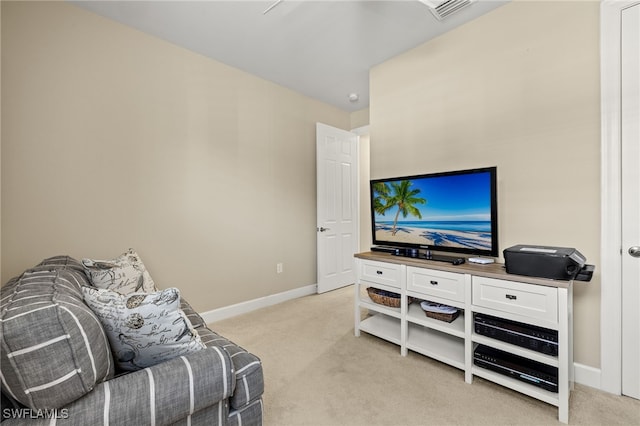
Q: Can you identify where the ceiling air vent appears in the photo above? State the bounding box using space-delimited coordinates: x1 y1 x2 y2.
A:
419 0 475 21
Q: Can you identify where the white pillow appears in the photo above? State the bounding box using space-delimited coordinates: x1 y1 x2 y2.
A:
82 286 205 371
82 248 157 294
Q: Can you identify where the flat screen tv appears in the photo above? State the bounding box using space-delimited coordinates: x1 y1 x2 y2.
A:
370 166 498 257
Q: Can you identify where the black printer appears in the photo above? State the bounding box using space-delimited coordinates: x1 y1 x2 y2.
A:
504 245 594 282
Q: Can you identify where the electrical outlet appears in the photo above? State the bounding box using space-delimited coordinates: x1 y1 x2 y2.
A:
276 263 283 274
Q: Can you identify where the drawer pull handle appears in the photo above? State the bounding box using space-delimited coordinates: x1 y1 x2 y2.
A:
376 270 383 275
505 294 517 300
430 280 438 285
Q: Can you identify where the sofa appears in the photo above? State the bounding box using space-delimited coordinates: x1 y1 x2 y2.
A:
0 255 264 425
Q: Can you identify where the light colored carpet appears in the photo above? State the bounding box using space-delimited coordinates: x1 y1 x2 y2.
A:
211 286 639 426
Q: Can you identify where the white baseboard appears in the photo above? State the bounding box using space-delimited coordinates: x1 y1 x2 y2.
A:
201 284 318 324
574 362 601 390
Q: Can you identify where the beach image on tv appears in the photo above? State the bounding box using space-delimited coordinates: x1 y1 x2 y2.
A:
372 172 493 250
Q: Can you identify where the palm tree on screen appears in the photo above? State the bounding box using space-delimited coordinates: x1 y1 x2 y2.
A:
372 182 391 215
373 180 426 236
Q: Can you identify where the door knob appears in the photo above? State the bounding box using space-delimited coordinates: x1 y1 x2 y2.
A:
317 227 330 232
629 246 640 258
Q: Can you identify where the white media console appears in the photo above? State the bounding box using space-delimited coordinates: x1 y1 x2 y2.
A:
354 251 574 423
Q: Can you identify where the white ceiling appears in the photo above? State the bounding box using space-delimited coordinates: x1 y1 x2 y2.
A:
72 1 509 112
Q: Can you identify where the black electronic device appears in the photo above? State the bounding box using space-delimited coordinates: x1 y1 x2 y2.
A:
370 247 467 265
474 313 558 356
371 246 404 255
474 345 558 393
504 245 594 281
370 167 498 258
423 251 466 264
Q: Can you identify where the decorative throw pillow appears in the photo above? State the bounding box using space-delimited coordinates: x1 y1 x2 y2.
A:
82 287 205 371
82 248 157 294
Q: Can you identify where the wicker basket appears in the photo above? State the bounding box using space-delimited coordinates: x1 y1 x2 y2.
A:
366 287 402 308
424 310 460 323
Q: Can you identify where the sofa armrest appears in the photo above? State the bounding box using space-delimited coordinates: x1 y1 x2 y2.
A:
1 346 235 425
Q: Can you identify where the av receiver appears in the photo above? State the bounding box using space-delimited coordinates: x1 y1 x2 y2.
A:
474 345 558 393
474 313 558 356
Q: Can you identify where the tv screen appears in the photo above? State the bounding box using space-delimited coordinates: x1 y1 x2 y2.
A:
370 167 498 257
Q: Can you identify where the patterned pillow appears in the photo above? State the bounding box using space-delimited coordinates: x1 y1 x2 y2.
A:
82 248 157 294
0 268 115 409
82 287 205 371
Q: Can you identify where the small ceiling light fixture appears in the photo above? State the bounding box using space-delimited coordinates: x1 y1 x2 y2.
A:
348 93 360 103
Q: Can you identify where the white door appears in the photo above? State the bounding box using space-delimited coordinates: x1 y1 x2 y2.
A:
621 2 640 400
316 123 358 293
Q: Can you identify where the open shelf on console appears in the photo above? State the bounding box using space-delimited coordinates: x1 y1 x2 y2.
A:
359 284 402 318
407 302 465 338
359 313 401 346
406 323 465 370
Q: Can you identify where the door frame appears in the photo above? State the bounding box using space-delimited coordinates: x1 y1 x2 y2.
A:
600 0 640 395
352 124 370 253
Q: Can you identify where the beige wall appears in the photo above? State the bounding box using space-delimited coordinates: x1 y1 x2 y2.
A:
370 1 601 368
1 1 350 312
2 0 604 370
350 107 370 130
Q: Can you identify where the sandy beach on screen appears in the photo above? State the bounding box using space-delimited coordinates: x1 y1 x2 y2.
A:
375 225 491 250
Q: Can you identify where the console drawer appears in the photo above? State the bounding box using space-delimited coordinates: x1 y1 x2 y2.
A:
360 260 402 289
407 266 465 303
472 277 557 322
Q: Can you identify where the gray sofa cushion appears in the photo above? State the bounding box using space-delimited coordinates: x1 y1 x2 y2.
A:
0 265 114 409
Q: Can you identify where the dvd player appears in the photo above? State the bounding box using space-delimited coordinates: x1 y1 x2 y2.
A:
474 345 558 393
474 313 558 356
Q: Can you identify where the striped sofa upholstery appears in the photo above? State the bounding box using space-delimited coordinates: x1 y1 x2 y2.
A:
1 257 264 425
0 264 114 409
180 302 264 413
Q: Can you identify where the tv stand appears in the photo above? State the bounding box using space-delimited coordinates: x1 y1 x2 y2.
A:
354 251 574 423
